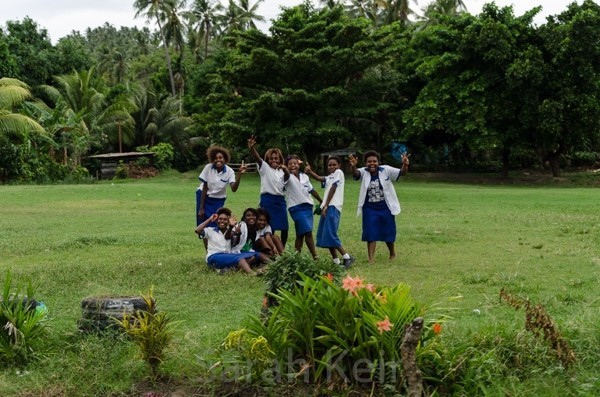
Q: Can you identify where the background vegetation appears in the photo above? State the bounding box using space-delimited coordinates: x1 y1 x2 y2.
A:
1 0 600 184
0 172 598 395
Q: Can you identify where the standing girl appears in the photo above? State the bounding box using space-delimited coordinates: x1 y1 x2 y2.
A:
247 135 288 246
349 150 409 263
305 156 354 268
196 146 246 231
281 155 322 259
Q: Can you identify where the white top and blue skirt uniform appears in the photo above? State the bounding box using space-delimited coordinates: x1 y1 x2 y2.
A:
285 172 316 237
354 165 402 242
196 164 236 227
316 169 345 248
257 163 288 231
201 226 259 269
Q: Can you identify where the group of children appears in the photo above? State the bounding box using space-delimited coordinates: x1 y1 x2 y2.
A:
194 136 356 275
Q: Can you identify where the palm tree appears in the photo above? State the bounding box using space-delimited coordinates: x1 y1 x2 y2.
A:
345 0 385 26
382 0 414 26
233 0 266 31
185 0 224 62
418 0 468 28
134 0 182 96
41 68 136 158
0 78 46 142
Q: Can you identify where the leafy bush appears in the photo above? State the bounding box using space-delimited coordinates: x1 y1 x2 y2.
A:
262 250 346 308
0 272 49 367
137 143 174 171
227 274 445 392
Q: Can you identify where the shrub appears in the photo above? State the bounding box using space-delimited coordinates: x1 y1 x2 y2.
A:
225 274 445 392
118 288 175 380
262 250 346 308
138 143 174 171
0 271 49 367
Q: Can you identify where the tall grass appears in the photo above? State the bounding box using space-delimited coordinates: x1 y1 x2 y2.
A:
0 170 599 395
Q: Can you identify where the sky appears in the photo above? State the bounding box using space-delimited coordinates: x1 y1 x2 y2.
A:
2 0 584 44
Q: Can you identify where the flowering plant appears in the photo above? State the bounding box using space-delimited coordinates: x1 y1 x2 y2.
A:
241 273 445 389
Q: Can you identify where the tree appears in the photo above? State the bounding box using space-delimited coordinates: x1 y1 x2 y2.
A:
185 0 225 62
41 68 136 159
419 0 468 28
530 0 600 176
234 0 266 30
0 78 48 183
402 4 543 175
3 18 59 90
189 3 392 162
135 0 181 95
0 78 46 141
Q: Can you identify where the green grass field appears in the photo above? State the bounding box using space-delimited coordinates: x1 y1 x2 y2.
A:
0 171 599 396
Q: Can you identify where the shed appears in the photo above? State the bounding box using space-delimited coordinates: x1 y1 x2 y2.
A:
88 152 154 179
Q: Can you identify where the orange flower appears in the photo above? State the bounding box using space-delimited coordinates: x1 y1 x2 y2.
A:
342 275 366 295
365 283 376 293
324 273 333 282
342 275 358 293
433 323 442 335
262 296 268 308
376 316 393 334
354 276 364 290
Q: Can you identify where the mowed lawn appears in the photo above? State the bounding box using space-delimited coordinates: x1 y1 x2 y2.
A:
0 170 599 395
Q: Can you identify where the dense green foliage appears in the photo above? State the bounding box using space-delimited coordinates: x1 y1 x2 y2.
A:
0 272 49 366
0 0 599 182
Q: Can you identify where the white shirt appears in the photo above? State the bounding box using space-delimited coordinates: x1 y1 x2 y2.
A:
321 169 344 211
258 162 285 195
197 164 236 198
355 165 402 216
256 225 273 240
202 227 233 259
284 172 314 208
230 221 249 253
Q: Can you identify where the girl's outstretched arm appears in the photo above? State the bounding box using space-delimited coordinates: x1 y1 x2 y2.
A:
304 163 325 182
247 135 263 167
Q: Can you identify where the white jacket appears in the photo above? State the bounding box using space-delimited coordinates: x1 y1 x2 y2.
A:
355 165 402 216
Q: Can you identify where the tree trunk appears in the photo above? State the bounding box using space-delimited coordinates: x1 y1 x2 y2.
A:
501 146 510 178
547 146 563 177
157 20 176 96
549 155 561 177
401 317 424 397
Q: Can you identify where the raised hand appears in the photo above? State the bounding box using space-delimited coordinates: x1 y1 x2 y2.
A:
348 154 358 167
247 135 256 148
402 153 411 167
239 160 247 173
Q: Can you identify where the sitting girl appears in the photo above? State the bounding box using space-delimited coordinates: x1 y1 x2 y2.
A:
194 207 262 274
255 208 284 257
231 208 272 265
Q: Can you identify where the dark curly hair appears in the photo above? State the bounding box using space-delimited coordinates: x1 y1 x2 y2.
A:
363 150 380 162
206 146 231 163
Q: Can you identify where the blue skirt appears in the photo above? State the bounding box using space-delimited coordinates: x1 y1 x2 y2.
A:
259 193 288 231
316 206 341 248
362 204 396 242
196 192 225 227
207 252 259 269
289 203 314 236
